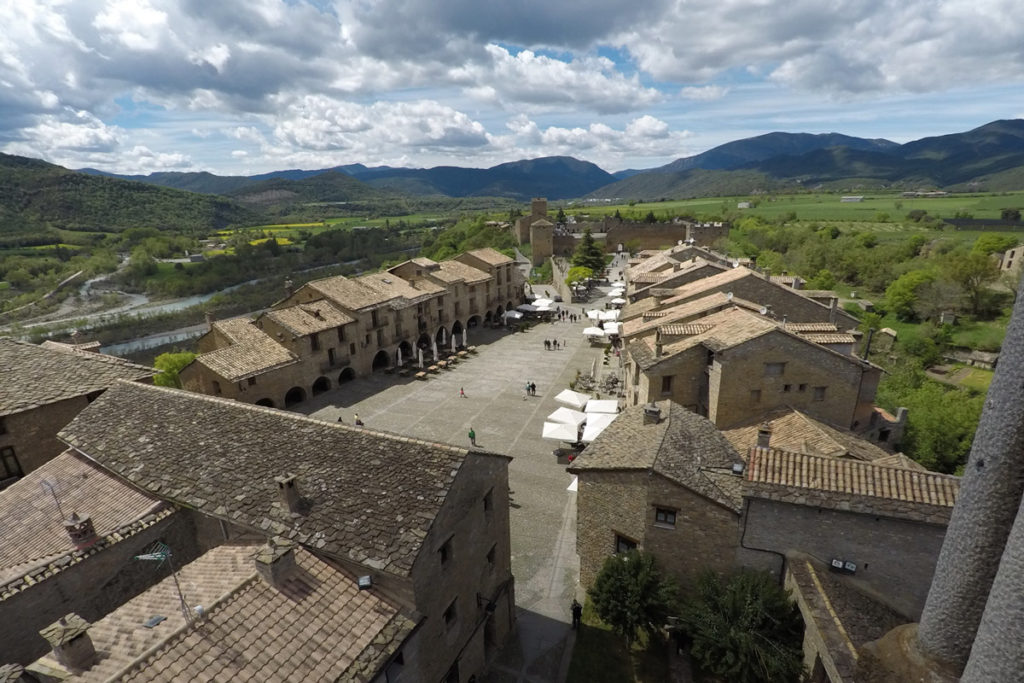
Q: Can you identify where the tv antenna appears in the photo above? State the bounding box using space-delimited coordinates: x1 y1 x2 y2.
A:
135 542 193 624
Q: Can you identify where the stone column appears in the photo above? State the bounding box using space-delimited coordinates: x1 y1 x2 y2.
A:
961 487 1024 680
917 276 1024 671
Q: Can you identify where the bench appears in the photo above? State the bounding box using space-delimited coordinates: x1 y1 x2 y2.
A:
457 350 469 359
415 371 428 380
428 365 439 373
398 368 411 377
467 346 478 354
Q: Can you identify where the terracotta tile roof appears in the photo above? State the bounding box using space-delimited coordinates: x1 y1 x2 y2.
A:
622 291 734 339
660 323 714 336
465 247 513 266
785 322 840 332
0 339 155 417
194 321 298 382
0 449 168 593
437 259 491 284
745 448 959 507
358 271 445 307
722 408 891 463
307 275 388 311
873 453 928 471
799 333 856 345
569 401 744 511
39 340 103 354
31 544 414 682
656 266 754 306
634 307 776 367
58 382 503 577
263 302 355 337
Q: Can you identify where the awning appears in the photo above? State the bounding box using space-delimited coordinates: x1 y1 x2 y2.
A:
602 321 621 335
503 310 523 319
547 407 587 427
533 298 554 307
516 304 538 312
585 399 619 414
599 310 621 321
542 421 580 441
610 297 626 305
586 310 602 320
582 326 606 337
581 413 618 443
554 389 591 410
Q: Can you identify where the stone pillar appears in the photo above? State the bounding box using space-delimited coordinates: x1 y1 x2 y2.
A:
961 487 1024 679
917 276 1024 671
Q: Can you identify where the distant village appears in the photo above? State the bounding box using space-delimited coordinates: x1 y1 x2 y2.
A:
1 200 1021 682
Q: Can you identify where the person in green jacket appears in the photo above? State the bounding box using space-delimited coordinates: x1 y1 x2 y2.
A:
468 427 477 446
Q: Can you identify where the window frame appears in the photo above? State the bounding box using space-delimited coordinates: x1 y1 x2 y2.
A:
654 507 677 528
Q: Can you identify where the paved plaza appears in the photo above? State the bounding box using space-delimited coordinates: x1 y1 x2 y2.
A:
300 277 625 683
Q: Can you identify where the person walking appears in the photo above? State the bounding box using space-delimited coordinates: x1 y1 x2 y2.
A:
354 414 364 426
460 387 466 398
468 427 477 446
571 599 583 629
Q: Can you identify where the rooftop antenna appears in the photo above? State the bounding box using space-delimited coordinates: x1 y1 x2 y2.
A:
135 542 193 624
40 478 65 520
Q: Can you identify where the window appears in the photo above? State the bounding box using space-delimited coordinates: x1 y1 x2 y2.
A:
660 375 673 394
764 362 786 377
310 333 320 351
487 544 496 568
878 429 891 443
654 508 676 528
350 343 356 356
483 488 493 513
783 384 791 392
365 333 371 346
328 348 336 366
247 377 257 386
799 383 808 392
0 418 5 435
814 386 827 401
439 536 453 566
615 534 637 554
371 310 380 327
444 599 458 629
337 326 346 343
454 301 461 315
1 447 22 480
750 389 761 403
212 380 222 395
376 329 385 346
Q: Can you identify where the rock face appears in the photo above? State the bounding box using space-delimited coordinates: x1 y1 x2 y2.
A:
916 276 1024 673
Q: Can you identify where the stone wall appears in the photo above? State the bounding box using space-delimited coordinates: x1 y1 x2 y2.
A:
409 453 514 682
576 470 650 588
742 496 948 619
2 397 91 476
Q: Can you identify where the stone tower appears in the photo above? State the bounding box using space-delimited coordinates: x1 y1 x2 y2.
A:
531 198 548 219
530 219 554 266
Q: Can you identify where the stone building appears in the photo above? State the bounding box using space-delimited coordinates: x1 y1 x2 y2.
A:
180 248 524 409
13 381 515 682
623 306 882 433
622 265 859 330
0 339 155 485
513 197 548 244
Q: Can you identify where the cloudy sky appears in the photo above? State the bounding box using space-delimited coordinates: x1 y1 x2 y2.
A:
3 0 1023 176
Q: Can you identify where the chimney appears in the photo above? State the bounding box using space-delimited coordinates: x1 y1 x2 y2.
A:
896 407 908 424
763 267 772 281
64 513 98 551
654 331 663 358
642 403 662 425
254 537 297 588
756 422 773 449
204 311 214 332
829 297 838 324
274 474 303 514
284 278 294 298
40 614 96 672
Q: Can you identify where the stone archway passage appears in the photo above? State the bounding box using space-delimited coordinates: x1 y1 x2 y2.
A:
284 386 306 408
312 376 330 396
338 367 356 384
372 349 390 371
255 398 275 408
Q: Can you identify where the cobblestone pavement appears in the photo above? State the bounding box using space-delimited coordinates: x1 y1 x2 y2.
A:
301 286 623 683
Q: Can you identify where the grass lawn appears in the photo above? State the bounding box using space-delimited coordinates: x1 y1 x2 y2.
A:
957 367 994 393
566 602 669 683
950 317 1009 351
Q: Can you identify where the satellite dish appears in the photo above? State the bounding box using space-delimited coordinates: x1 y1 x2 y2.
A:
726 292 733 301
759 306 768 315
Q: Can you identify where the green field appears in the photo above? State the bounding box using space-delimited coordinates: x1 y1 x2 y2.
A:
569 191 1024 224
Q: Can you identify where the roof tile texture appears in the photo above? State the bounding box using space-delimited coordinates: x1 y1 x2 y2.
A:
58 382 477 577
0 339 155 416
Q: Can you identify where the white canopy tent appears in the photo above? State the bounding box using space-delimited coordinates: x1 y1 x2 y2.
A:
602 321 622 335
547 407 587 428
502 310 523 320
532 298 555 307
599 310 621 322
582 326 606 337
609 288 625 296
554 389 591 410
542 421 580 442
610 297 627 305
586 309 602 320
581 413 618 443
585 399 619 414
516 304 538 313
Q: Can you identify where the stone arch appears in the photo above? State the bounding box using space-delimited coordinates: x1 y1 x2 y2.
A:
372 349 390 371
255 398 275 408
470 314 483 327
312 376 330 396
397 340 413 365
338 367 356 384
284 386 306 408
435 326 447 346
507 300 514 312
496 305 504 317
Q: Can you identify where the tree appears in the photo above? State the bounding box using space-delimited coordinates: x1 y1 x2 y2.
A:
565 265 594 286
972 233 1018 255
588 550 679 646
556 207 567 224
806 268 836 290
153 351 197 388
644 210 657 224
679 570 805 683
944 248 1000 315
571 227 606 272
885 269 936 320
1000 208 1021 222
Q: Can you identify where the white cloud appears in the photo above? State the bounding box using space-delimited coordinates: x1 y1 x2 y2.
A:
680 85 728 101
